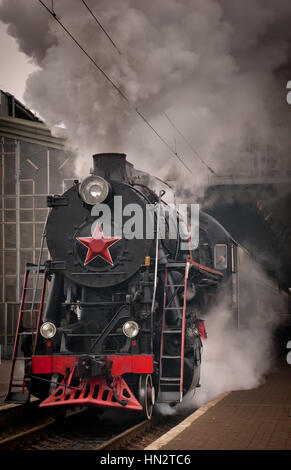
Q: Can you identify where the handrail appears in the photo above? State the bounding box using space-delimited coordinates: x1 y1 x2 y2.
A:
187 258 224 277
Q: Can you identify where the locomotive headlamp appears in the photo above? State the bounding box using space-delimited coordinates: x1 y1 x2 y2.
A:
40 322 57 339
122 320 140 338
79 175 110 205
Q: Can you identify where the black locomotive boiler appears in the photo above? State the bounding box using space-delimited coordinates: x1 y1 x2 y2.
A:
6 153 289 419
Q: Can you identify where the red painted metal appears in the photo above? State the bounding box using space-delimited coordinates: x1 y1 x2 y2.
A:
33 272 48 355
76 223 121 266
197 320 207 340
39 375 142 410
106 355 153 375
159 265 168 395
32 354 153 376
5 269 30 400
187 258 224 277
180 262 189 399
31 356 77 375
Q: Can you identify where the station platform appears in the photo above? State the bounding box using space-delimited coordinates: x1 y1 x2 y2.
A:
147 362 291 450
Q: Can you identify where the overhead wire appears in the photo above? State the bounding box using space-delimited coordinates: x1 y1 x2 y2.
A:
80 0 122 55
37 0 196 176
163 112 218 175
80 0 218 177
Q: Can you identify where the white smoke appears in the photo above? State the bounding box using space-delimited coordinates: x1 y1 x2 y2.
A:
0 0 291 185
192 305 275 407
155 280 283 417
174 293 281 413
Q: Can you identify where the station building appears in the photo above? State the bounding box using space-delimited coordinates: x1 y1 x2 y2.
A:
0 90 76 357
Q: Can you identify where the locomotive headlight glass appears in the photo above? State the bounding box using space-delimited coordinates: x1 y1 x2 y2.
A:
40 322 57 339
79 176 110 205
122 321 140 338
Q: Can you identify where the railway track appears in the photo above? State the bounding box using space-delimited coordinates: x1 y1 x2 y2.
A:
0 404 193 450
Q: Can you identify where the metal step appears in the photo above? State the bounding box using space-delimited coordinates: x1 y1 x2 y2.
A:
13 357 32 360
5 390 29 403
19 331 36 335
164 307 183 310
160 377 180 382
162 355 181 359
21 310 39 312
166 262 187 268
160 383 180 389
61 301 125 307
165 284 185 287
23 288 43 291
163 329 181 333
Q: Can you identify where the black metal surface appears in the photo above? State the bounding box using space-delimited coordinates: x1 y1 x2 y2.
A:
46 181 153 288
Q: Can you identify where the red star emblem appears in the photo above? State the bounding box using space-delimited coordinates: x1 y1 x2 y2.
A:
76 223 121 266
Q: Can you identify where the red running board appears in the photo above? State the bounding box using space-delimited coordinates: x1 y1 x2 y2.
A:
39 376 142 411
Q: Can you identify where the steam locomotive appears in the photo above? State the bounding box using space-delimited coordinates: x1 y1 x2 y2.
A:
6 153 289 419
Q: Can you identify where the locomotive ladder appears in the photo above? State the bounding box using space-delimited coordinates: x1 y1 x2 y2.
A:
5 215 49 403
5 263 47 403
158 261 190 403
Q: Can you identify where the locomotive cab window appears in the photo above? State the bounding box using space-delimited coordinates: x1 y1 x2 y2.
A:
214 244 227 269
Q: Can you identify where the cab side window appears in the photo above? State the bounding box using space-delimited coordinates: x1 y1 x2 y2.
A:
214 244 227 269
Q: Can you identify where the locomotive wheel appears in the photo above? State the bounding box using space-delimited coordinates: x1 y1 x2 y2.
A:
138 374 155 420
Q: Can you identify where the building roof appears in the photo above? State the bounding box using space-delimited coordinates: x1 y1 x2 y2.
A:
0 89 42 122
0 89 65 149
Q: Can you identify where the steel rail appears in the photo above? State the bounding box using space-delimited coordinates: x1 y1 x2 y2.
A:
96 419 153 450
0 418 56 449
0 407 84 450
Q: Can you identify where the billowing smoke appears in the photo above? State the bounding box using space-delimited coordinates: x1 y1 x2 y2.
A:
191 301 278 408
156 261 284 417
160 292 282 415
0 0 291 185
155 296 280 417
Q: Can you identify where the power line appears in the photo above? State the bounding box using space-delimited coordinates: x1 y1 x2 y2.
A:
80 0 122 55
80 1 216 177
163 112 218 176
37 0 193 175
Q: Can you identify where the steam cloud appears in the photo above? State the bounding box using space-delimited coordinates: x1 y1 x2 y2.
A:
0 0 291 185
191 301 278 408
158 295 281 415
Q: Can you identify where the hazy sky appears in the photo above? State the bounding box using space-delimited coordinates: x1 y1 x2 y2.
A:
0 21 37 102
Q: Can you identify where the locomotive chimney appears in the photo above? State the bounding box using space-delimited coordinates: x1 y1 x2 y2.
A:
92 153 133 182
